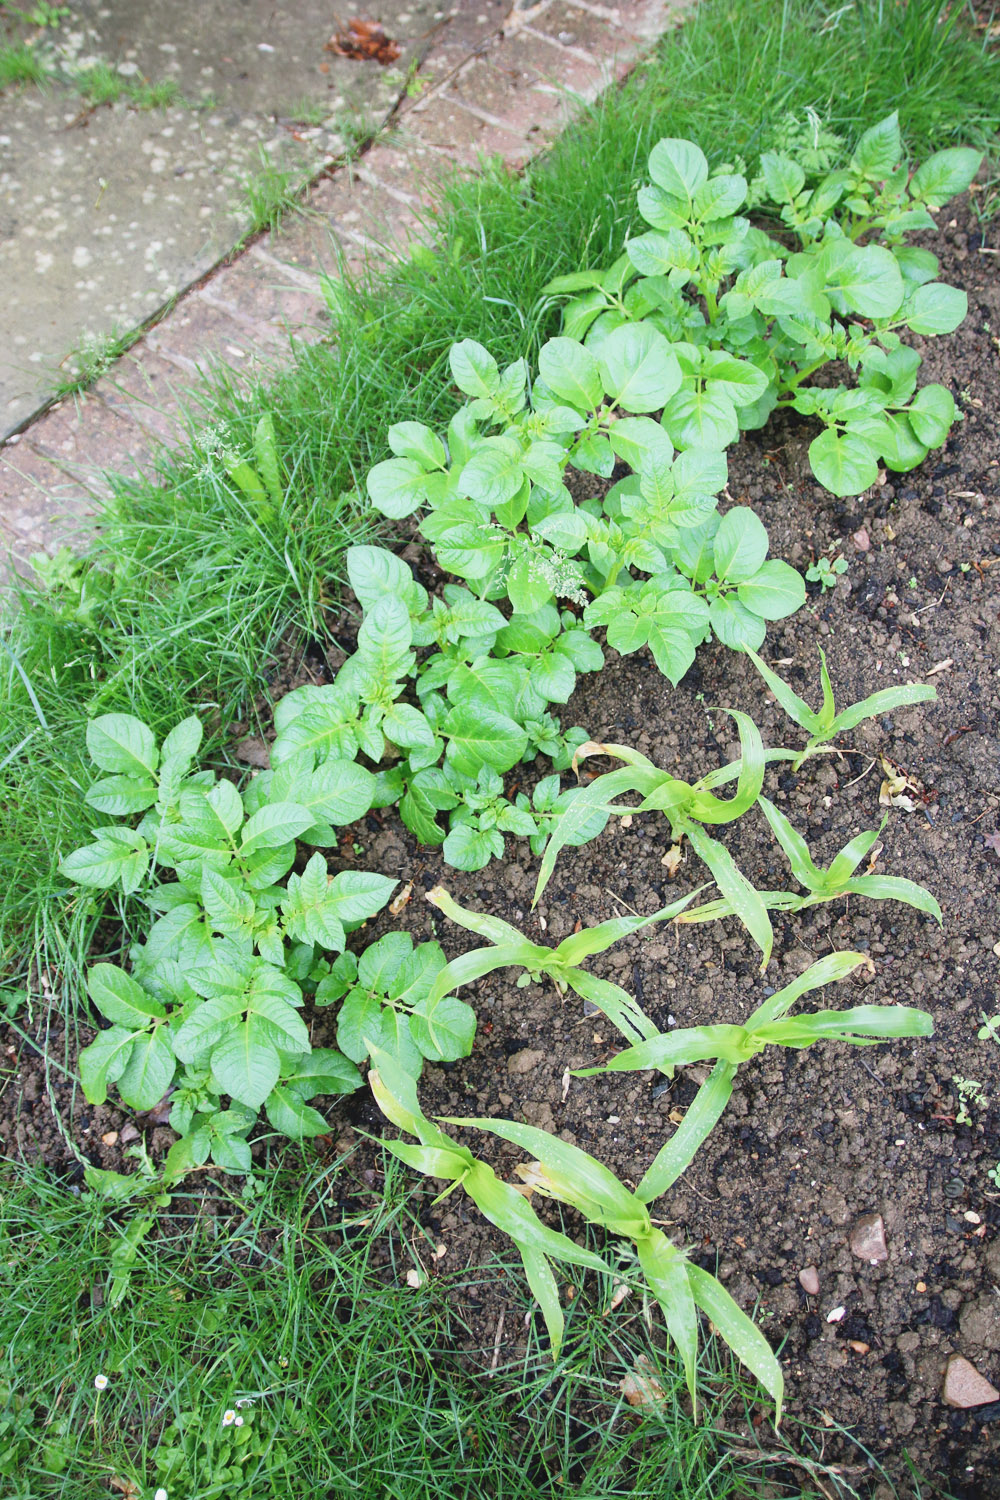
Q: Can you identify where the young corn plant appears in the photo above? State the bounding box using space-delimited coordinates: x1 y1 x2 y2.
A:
448 1114 784 1419
533 710 778 968
577 952 932 1117
745 646 936 768
367 1046 610 1359
423 885 700 1045
676 798 942 927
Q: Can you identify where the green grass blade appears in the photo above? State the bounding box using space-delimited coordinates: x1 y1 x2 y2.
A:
685 823 773 969
825 822 887 885
760 1003 934 1046
637 1060 737 1203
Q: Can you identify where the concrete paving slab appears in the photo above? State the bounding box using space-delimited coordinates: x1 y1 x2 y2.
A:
0 0 442 438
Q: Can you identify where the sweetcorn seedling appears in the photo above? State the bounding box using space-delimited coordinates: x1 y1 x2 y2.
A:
745 646 937 768
59 712 401 1166
423 885 701 1045
367 1046 611 1359
533 711 779 967
544 116 980 496
450 1114 784 1418
676 799 941 926
577 951 932 1098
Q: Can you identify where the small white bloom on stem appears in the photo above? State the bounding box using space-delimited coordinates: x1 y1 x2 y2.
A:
93 1374 109 1391
154 1489 168 1500
222 1409 236 1426
234 1415 244 1427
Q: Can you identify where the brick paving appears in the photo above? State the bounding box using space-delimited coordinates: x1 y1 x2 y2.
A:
0 0 683 585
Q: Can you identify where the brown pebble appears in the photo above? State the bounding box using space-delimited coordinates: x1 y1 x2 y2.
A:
119 1123 139 1144
507 1048 545 1076
798 1266 820 1296
849 1212 888 1264
942 1354 1000 1409
848 1340 870 1355
852 527 870 551
101 1130 118 1146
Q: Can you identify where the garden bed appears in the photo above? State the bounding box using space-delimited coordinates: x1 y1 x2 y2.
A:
3 199 999 1496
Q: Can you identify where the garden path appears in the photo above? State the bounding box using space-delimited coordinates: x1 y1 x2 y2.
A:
0 0 682 586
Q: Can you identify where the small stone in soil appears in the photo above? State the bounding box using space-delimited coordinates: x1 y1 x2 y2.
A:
507 1048 545 1075
850 1212 888 1263
942 1355 1000 1409
799 1265 820 1296
101 1130 118 1146
119 1123 139 1144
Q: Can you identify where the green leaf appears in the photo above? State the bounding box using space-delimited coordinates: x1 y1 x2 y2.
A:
757 798 822 889
808 429 880 497
84 776 158 816
410 996 477 1062
357 596 414 676
79 1027 135 1105
687 1263 784 1416
648 137 709 200
907 384 955 448
606 415 674 473
538 337 602 410
371 1007 424 1077
661 387 739 450
443 704 527 777
443 820 504 872
265 1084 329 1140
905 282 967 336
746 951 868 1033
366 457 432 519
60 832 149 895
210 1133 253 1174
347 544 426 612
337 988 386 1064
520 1247 565 1359
827 682 935 736
910 146 981 206
693 172 746 221
829 244 903 320
459 441 525 509
450 339 499 400
598 324 682 414
708 595 766 651
637 1234 700 1410
161 715 203 764
841 875 942 922
387 421 447 471
302 759 377 828
87 965 165 1028
241 802 314 855
851 112 900 179
117 1028 176 1111
86 714 158 777
327 868 399 923
200 867 255 936
760 152 804 203
283 1047 361 1097
637 1061 736 1202
210 1022 280 1109
713 508 769 583
686 823 772 969
736 560 805 621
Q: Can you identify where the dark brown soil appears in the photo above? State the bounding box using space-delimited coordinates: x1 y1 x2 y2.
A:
3 202 999 1498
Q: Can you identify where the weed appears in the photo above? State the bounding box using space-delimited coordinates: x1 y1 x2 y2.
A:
240 147 308 236
807 554 850 591
0 38 48 87
73 61 181 110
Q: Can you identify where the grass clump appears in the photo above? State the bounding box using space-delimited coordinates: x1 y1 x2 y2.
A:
73 61 180 110
0 37 48 87
0 1157 831 1500
240 146 310 236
